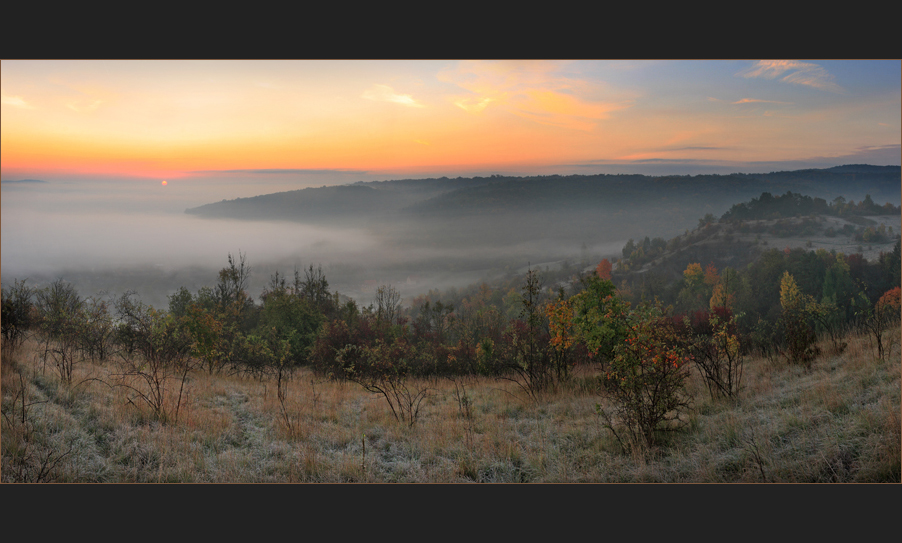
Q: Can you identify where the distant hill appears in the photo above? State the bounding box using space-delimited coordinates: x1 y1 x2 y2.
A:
2 178 47 184
187 165 900 220
184 165 901 251
823 164 900 174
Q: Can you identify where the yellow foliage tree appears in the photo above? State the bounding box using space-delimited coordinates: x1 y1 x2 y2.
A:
779 272 819 365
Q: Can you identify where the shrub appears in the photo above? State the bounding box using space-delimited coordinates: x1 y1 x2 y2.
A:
598 305 691 452
113 292 198 423
338 338 430 427
492 269 562 401
682 308 744 400
779 272 820 366
858 286 901 361
1 279 34 350
34 280 85 386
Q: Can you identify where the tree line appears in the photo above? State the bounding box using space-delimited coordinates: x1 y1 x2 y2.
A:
3 232 900 450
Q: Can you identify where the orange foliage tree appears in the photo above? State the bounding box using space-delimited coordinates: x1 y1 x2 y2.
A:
596 259 612 281
861 286 902 361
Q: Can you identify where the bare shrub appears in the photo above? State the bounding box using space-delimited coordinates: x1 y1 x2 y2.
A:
338 341 430 427
112 292 198 423
684 310 744 400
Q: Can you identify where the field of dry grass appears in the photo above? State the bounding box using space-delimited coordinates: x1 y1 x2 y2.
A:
2 325 899 483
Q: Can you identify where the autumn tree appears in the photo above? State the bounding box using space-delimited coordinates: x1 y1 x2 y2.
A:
858 286 901 361
683 308 744 400
545 296 576 381
779 272 820 366
677 262 706 312
598 305 692 452
596 259 612 281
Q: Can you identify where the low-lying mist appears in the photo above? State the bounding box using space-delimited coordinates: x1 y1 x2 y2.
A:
1 179 629 309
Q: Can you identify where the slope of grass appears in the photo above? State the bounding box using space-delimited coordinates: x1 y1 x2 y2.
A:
2 326 899 483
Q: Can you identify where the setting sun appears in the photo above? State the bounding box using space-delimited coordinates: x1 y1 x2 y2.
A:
162 180 168 186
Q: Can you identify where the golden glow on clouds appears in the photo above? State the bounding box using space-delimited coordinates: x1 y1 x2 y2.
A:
453 96 495 113
739 60 844 93
361 84 425 107
1 91 35 109
439 60 630 132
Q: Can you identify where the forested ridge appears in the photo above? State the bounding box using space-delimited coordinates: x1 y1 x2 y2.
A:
185 165 902 224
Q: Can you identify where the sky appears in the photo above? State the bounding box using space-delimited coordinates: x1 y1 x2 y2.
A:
2 59 900 190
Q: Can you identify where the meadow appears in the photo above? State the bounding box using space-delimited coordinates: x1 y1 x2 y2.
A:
3 325 898 483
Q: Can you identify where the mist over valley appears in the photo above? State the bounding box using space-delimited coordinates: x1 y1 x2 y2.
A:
3 165 900 309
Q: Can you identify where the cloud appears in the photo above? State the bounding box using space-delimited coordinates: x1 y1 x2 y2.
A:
732 98 792 105
188 168 369 175
662 146 729 152
453 96 496 113
1 92 35 109
66 99 103 112
362 84 425 108
738 60 844 93
823 144 902 165
438 60 630 131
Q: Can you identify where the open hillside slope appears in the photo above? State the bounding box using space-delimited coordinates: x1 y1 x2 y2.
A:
2 325 898 483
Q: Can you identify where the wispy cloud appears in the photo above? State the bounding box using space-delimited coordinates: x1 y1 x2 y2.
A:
1 92 35 109
362 84 425 108
662 146 728 151
66 99 103 112
188 168 369 175
738 60 844 93
453 96 496 113
732 98 792 105
438 60 630 131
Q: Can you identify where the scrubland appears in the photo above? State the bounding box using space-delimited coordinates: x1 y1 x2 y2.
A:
3 325 898 483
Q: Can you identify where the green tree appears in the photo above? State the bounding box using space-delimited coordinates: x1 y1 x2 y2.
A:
258 281 323 367
570 274 630 364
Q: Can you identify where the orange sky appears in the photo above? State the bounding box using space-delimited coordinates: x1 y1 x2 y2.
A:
2 60 899 181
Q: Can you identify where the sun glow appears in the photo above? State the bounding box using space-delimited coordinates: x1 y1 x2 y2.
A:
1 60 898 180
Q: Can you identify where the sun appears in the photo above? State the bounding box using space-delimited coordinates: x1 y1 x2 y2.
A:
161 180 168 186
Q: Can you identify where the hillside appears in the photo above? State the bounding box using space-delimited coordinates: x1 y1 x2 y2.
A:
4 324 898 482
184 167 902 249
616 213 901 283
